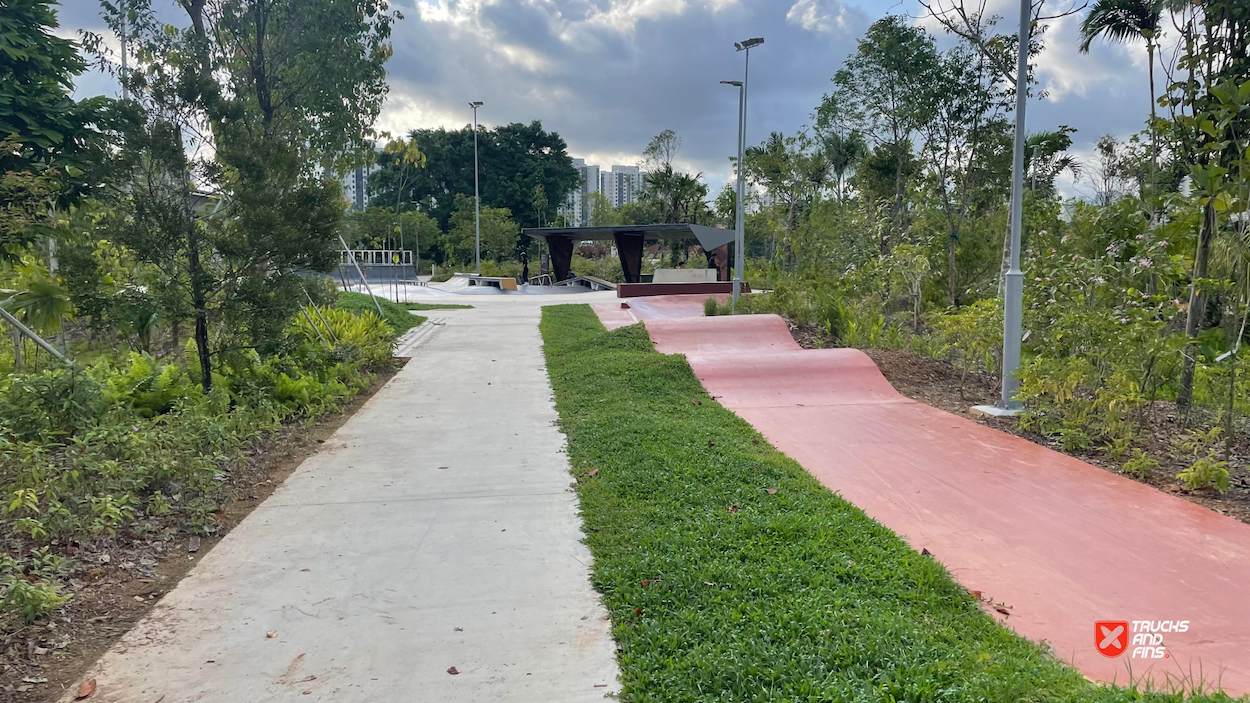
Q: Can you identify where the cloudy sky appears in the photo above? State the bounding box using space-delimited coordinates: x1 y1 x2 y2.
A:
57 0 1159 199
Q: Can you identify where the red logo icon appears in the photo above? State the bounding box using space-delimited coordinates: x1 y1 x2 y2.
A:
1096 621 1129 658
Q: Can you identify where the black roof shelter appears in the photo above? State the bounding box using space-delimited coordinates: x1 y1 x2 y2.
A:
521 224 735 284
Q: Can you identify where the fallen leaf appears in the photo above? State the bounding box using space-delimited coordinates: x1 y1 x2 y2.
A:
266 631 277 638
188 537 201 553
580 615 589 620
995 606 1011 616
692 400 702 405
728 505 739 513
300 568 310 572
707 441 716 447
75 679 96 699
454 627 463 631
632 607 642 616
752 439 759 444
438 466 449 470
594 683 608 688
587 469 599 478
22 677 48 684
764 488 777 495
640 580 652 588
920 548 933 557
447 666 460 675
968 589 982 600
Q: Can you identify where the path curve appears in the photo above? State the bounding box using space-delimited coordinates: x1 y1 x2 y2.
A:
594 295 1250 696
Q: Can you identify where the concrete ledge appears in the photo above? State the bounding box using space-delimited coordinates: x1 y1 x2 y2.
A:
617 281 751 298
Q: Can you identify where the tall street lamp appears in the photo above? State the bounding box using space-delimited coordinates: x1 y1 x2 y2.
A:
720 80 745 313
731 37 763 313
975 0 1029 417
470 101 484 275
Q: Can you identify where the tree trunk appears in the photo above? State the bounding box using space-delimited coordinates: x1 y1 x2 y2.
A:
1147 41 1157 196
11 329 22 372
948 230 958 307
1177 202 1217 409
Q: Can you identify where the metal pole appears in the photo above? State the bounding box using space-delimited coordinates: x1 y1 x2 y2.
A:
999 0 1030 412
0 308 73 367
338 234 384 316
733 82 745 313
472 103 482 276
731 38 762 312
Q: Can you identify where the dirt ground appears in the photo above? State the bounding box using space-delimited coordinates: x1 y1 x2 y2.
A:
0 363 402 703
788 323 1250 527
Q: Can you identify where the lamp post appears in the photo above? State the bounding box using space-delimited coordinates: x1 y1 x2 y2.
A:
720 79 745 312
975 0 1029 416
470 101 484 275
730 37 763 313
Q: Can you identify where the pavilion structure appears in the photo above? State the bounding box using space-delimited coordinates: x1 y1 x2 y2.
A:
520 224 735 284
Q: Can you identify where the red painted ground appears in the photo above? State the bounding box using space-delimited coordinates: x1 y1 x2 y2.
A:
591 297 1250 696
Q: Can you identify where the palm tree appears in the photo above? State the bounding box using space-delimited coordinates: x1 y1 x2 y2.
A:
1078 0 1163 185
821 128 868 206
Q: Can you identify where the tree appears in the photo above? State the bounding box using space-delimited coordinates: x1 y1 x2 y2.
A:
827 16 940 244
584 191 620 227
102 0 395 390
1160 0 1250 408
915 42 1004 305
447 193 517 263
0 0 111 254
745 130 830 267
643 129 681 170
1078 0 1164 182
372 122 578 231
641 165 708 225
1024 127 1082 199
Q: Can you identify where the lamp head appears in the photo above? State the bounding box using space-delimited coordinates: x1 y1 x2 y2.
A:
720 80 743 87
736 37 764 50
469 101 484 108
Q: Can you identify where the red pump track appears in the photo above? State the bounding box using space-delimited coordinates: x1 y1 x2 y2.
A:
592 294 1250 695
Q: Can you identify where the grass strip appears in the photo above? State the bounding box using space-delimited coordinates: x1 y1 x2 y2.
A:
335 291 426 335
540 304 1234 703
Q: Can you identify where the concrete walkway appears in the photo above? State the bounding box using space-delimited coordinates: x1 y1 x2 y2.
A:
70 293 620 702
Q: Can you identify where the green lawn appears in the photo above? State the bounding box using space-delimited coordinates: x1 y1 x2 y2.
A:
402 302 474 311
540 304 1233 703
335 291 426 335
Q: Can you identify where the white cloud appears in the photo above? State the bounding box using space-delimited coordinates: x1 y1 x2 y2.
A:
787 0 854 34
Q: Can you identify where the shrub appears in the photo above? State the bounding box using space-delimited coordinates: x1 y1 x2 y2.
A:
1177 454 1231 493
333 292 422 336
1120 449 1159 479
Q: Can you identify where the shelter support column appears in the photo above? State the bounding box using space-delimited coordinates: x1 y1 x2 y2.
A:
613 233 645 284
707 244 730 282
549 236 573 282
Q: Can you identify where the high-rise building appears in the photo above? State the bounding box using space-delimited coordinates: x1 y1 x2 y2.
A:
559 160 646 225
561 158 601 225
339 163 380 211
600 165 643 209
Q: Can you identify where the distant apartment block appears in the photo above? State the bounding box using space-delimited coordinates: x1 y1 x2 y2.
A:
561 158 601 225
560 159 644 225
339 163 382 211
600 165 643 209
